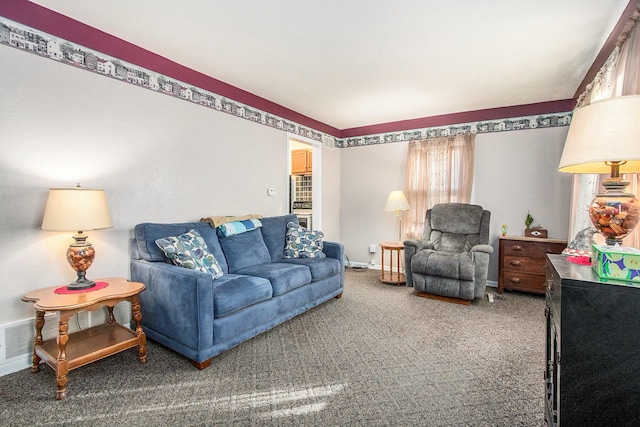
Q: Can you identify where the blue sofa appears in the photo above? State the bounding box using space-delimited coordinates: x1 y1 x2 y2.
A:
130 214 344 369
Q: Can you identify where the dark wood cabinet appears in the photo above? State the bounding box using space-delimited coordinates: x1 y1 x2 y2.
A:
498 236 566 294
545 255 640 426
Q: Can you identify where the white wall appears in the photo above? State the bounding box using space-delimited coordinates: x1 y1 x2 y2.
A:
0 42 573 374
339 127 573 281
0 46 341 357
340 141 409 267
474 127 572 279
321 146 341 243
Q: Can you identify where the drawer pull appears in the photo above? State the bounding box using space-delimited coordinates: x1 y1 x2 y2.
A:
509 278 521 284
509 260 523 266
512 245 524 251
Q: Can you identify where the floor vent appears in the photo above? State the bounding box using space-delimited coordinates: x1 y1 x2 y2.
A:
4 314 57 360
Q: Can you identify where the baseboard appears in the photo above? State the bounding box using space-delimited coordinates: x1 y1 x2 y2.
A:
0 354 31 377
346 262 381 270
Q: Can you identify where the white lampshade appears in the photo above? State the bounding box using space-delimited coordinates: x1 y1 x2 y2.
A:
384 190 410 211
42 187 113 232
558 95 640 174
559 95 640 247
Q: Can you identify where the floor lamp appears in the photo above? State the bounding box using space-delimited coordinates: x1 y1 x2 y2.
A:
385 190 410 241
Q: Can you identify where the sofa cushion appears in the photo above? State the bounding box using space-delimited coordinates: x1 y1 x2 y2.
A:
134 222 228 273
283 222 326 259
235 263 312 296
212 274 273 318
281 257 341 282
217 219 262 237
155 229 224 279
218 228 271 273
260 214 298 262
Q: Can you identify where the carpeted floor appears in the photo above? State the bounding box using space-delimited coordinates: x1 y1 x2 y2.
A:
0 268 546 426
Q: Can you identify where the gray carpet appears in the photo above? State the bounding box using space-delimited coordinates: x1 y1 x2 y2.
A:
0 268 546 426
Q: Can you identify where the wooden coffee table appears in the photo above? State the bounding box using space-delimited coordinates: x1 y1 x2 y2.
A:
22 278 147 400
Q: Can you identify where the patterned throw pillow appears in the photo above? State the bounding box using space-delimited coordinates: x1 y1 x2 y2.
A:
283 222 326 259
155 229 224 279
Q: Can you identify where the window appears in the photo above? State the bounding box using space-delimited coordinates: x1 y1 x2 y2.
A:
404 134 475 238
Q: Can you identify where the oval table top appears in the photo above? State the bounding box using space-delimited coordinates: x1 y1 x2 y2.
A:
21 278 145 311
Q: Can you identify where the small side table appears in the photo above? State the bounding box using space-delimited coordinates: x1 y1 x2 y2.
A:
380 241 406 285
22 277 147 400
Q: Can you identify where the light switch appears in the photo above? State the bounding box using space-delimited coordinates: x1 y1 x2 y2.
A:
267 188 276 196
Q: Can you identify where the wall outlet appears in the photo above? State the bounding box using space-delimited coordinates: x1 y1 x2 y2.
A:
369 244 376 254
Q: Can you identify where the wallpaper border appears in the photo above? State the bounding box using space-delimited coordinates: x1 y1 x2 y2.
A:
337 113 572 148
1 16 572 149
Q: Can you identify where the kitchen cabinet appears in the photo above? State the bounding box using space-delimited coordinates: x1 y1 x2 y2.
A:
498 235 566 294
291 149 312 175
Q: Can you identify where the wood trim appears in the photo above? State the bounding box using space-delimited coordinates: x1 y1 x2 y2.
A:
192 359 212 370
415 291 471 306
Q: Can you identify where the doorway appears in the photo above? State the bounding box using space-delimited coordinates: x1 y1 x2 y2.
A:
288 135 321 230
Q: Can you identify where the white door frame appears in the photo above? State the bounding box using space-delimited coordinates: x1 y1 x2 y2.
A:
287 132 322 230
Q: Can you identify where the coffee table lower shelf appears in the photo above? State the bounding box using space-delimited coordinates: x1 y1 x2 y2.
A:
36 323 140 372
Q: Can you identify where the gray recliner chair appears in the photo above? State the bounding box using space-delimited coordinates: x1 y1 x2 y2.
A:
404 203 493 303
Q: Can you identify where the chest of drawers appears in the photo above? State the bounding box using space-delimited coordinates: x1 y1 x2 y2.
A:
498 235 566 294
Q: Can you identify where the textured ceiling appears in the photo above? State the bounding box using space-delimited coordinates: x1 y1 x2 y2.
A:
29 0 631 129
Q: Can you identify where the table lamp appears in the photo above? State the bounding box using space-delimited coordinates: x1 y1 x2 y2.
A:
385 190 411 241
42 185 113 289
558 95 640 246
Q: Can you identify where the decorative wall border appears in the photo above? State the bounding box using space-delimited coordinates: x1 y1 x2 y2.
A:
336 112 572 148
1 16 572 150
0 17 329 144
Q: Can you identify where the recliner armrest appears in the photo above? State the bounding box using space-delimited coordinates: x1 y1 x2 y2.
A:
404 239 434 252
470 244 494 254
403 239 434 288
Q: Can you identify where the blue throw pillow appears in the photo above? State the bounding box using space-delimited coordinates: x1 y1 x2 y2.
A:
155 229 224 279
217 219 262 237
283 222 326 259
218 228 271 273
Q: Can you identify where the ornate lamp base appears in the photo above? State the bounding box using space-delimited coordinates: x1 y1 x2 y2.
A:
66 232 96 290
589 176 639 246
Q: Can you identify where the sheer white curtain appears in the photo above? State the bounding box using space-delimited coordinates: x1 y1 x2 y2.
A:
614 13 640 247
404 133 475 239
567 51 616 244
568 8 640 246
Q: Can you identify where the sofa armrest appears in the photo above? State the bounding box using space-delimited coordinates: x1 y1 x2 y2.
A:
323 241 344 262
323 241 345 285
130 259 215 351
